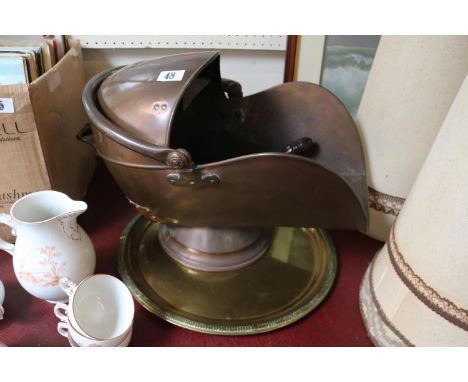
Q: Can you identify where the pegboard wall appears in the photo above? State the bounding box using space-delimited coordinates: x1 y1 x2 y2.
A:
71 35 287 51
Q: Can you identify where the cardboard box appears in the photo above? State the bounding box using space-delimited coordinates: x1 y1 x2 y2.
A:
0 39 96 239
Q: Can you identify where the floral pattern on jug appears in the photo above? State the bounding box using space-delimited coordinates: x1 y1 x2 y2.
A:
16 246 66 287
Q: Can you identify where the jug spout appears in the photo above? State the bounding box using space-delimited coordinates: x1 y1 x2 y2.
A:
64 200 88 218
54 199 88 241
8 190 87 225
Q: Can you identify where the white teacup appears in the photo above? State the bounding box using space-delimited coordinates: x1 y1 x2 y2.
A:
54 274 134 342
57 320 132 347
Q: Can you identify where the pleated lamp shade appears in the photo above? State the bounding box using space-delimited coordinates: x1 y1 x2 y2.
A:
356 36 468 241
359 74 468 346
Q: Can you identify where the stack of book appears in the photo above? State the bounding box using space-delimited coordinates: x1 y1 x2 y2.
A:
0 35 67 85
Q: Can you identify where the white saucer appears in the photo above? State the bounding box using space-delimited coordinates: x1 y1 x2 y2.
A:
68 327 133 347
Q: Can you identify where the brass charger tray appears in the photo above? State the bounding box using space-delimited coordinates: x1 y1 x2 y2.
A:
118 215 337 335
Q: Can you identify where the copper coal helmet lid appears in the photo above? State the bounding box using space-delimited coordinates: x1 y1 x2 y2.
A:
82 51 368 335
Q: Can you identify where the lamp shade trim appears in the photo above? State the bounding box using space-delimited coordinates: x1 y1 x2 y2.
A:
388 226 468 331
360 258 414 346
368 187 405 216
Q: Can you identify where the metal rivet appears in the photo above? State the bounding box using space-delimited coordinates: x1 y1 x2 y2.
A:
161 104 167 111
154 104 160 110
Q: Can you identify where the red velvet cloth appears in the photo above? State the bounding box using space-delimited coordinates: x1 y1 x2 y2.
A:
0 161 382 346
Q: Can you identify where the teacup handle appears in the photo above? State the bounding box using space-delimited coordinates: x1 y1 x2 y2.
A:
0 213 16 256
57 321 69 337
58 277 76 297
54 302 68 322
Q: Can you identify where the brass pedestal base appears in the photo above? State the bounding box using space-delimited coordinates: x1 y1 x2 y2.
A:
158 225 272 272
118 215 337 335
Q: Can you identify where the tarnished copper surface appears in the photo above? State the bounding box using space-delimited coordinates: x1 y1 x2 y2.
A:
83 68 192 167
103 153 365 229
82 51 368 230
97 52 220 147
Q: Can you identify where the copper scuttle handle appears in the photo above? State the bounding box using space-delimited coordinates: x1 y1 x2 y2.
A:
221 78 243 99
282 137 319 157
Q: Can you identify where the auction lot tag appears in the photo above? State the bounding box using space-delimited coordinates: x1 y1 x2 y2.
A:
0 98 14 113
157 70 185 82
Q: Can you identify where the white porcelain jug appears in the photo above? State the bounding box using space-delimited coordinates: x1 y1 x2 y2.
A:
0 191 96 302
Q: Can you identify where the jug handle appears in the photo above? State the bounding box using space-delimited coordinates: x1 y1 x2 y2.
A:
0 213 16 256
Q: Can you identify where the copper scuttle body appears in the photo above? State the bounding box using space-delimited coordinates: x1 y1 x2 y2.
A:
81 51 368 335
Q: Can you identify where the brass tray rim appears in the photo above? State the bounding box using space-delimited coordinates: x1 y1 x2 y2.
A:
118 214 337 336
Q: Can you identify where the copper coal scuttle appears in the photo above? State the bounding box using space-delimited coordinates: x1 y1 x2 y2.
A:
80 51 368 334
